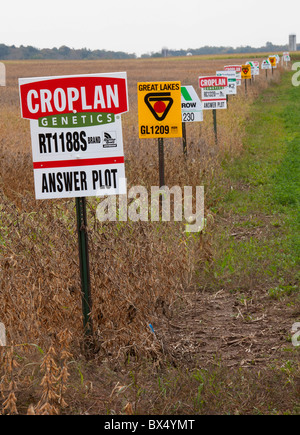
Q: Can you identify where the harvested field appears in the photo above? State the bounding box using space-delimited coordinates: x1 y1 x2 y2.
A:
0 57 299 415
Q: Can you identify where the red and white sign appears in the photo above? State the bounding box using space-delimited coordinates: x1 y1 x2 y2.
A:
19 73 129 200
224 65 242 86
19 73 128 120
198 76 228 110
199 76 228 88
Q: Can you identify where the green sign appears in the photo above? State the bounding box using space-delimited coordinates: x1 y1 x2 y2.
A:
38 112 115 128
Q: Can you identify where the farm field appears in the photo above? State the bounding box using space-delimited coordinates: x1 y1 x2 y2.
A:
0 56 299 415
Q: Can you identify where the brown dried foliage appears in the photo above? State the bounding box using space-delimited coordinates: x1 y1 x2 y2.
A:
0 57 280 413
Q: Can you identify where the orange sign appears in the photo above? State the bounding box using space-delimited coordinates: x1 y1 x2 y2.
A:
269 56 277 67
241 65 251 79
137 81 182 138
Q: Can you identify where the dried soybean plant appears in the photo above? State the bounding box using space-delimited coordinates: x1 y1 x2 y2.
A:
0 346 19 415
27 330 73 415
0 58 281 412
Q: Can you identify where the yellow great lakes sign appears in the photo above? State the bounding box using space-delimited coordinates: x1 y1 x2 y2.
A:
137 81 182 138
241 65 252 79
269 56 277 67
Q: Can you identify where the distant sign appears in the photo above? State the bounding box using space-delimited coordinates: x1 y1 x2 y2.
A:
241 65 251 79
253 61 260 75
181 86 203 122
245 61 259 76
224 65 242 86
261 59 272 70
198 76 228 110
216 71 237 95
137 81 182 138
269 56 277 68
19 73 129 199
283 52 291 62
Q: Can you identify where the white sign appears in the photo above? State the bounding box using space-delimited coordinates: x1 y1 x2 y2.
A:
181 85 203 122
261 59 272 70
224 65 242 86
19 73 129 200
199 76 228 110
246 61 259 76
253 61 260 75
216 71 237 95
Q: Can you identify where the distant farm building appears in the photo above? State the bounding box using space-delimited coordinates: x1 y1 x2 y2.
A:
289 34 297 51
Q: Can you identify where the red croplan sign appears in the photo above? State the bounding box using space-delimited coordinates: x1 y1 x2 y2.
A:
224 65 242 73
18 73 128 200
19 73 128 120
199 76 228 88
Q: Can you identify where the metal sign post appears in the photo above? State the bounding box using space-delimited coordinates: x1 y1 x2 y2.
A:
76 197 93 342
158 138 165 187
19 72 129 355
212 109 218 144
157 137 165 214
182 122 187 157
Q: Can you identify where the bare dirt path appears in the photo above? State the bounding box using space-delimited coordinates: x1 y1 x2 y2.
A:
163 286 298 370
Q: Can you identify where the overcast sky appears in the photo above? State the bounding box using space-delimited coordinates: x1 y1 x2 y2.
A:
0 0 299 56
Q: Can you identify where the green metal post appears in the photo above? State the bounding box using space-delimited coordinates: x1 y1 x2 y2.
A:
76 197 93 342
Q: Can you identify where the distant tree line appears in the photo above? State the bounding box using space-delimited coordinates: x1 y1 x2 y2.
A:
0 44 136 60
144 41 299 58
0 41 298 60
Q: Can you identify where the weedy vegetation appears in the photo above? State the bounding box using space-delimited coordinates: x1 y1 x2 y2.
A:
0 56 299 415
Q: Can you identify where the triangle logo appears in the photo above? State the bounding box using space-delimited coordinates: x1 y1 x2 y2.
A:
144 92 173 121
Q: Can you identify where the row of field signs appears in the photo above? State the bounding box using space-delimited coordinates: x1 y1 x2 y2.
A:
18 53 290 200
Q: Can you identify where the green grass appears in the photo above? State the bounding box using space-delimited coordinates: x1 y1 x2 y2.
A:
211 71 300 294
